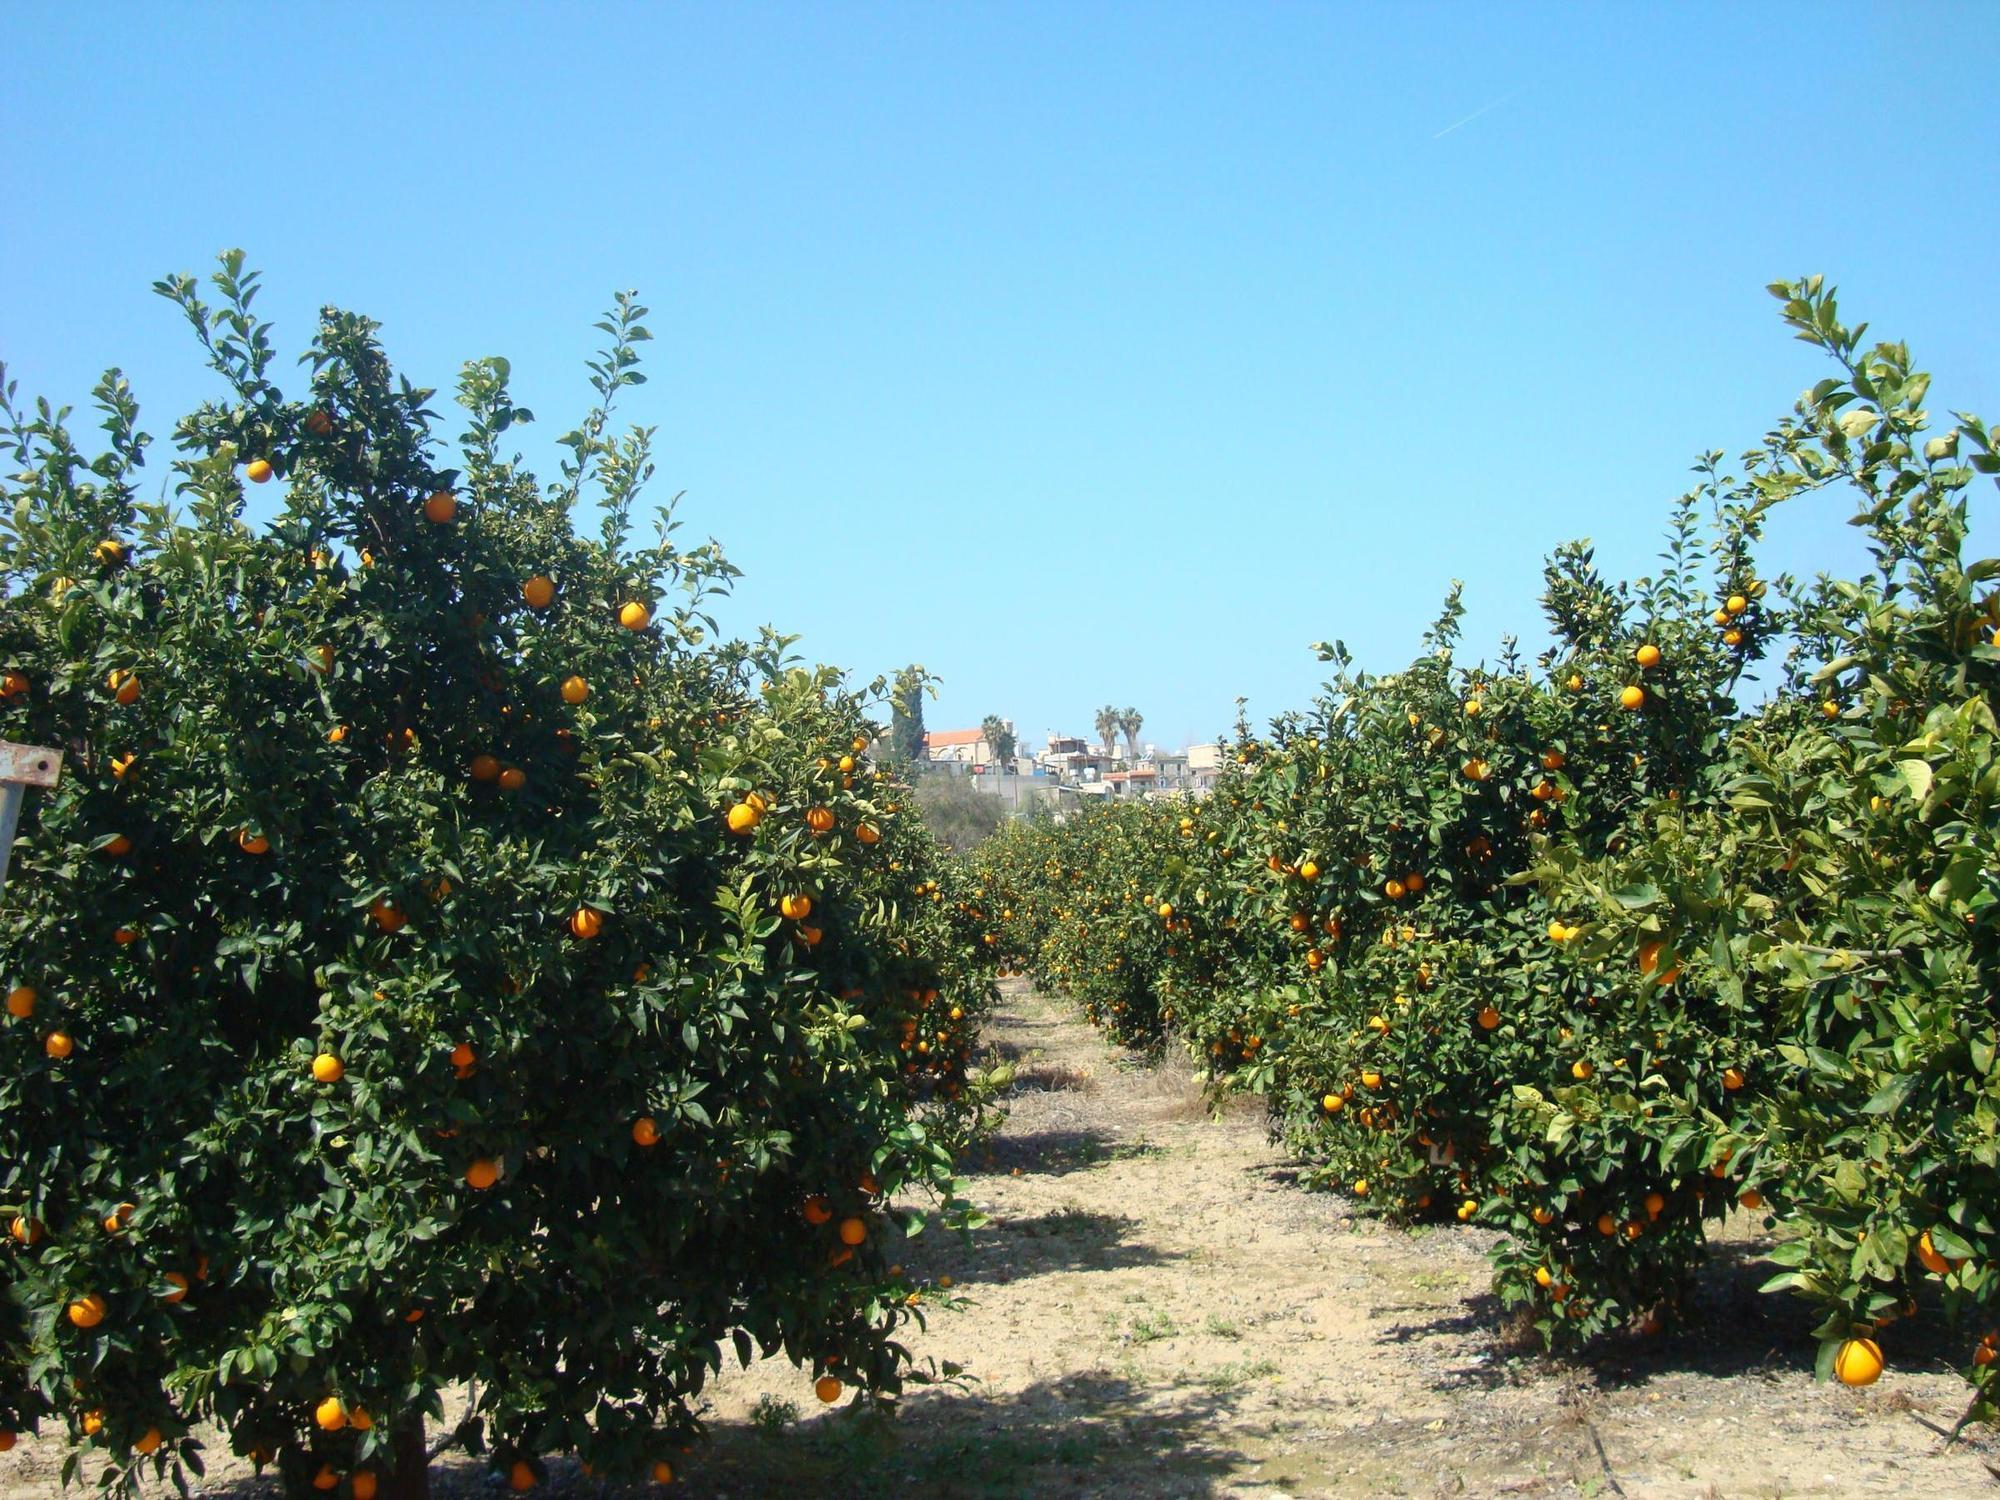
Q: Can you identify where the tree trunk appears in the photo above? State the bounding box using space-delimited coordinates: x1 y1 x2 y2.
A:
380 1414 430 1500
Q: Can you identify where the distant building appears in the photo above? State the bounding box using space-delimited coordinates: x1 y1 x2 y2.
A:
1186 742 1226 794
924 728 996 769
1036 733 1110 784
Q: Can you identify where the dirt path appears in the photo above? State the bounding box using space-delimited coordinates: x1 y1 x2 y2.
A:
681 982 1997 1498
4 982 1994 1498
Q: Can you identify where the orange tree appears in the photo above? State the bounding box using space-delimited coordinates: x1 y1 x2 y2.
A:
1532 279 1999 1417
0 255 995 1497
978 281 2000 1414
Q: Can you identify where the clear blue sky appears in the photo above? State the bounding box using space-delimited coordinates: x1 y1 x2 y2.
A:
7 4 1996 751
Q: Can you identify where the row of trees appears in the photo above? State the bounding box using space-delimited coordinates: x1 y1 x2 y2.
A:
975 280 2000 1425
0 257 1000 1497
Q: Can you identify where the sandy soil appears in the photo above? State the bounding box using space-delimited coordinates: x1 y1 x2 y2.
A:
5 980 1995 1498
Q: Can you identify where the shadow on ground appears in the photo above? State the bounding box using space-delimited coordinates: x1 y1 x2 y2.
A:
896 1206 1183 1287
972 1127 1165 1179
680 1370 1252 1499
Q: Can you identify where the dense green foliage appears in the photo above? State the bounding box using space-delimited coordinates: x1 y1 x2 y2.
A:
0 256 996 1496
977 281 2000 1418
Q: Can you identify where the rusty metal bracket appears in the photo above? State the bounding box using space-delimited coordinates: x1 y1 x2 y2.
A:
0 741 63 894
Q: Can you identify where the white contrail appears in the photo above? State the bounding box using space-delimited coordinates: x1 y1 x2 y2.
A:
1433 84 1531 140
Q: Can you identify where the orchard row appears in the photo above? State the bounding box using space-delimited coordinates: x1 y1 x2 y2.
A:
0 258 1001 1497
976 280 2000 1422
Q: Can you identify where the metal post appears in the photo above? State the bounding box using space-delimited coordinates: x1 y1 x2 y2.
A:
0 742 63 895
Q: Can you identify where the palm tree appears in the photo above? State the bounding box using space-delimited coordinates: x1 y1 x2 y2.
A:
1121 707 1144 760
1094 705 1122 759
980 714 1016 767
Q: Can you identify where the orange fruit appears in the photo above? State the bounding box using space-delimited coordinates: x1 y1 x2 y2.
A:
651 1460 674 1484
101 833 132 858
315 1396 347 1431
837 1216 867 1246
1635 643 1661 669
238 829 270 855
1725 594 1747 616
779 893 813 921
1723 629 1743 647
522 575 555 609
802 1196 833 1225
1834 1337 1884 1386
1596 1213 1617 1236
569 907 604 940
349 1407 373 1432
305 409 334 435
1738 1189 1764 1210
1571 1060 1593 1081
245 458 274 484
0 1431 14 1451
1821 700 1840 719
162 1272 189 1303
1644 1191 1666 1218
44 1031 74 1059
7 986 36 1019
370 900 407 933
632 1116 661 1148
509 1461 536 1492
1565 673 1583 692
619 601 652 631
1476 1006 1501 1031
310 1466 338 1492
806 806 836 833
856 821 881 845
423 490 457 524
466 1159 500 1190
560 675 589 705
1383 879 1406 901
1637 940 1680 984
1916 1230 1964 1276
1462 758 1490 781
312 1053 345 1084
814 1375 843 1404
1530 1207 1554 1226
11 1215 44 1245
353 1474 379 1500
1721 1066 1745 1091
726 803 761 834
108 670 141 705
470 754 501 782
1 670 28 699
1299 860 1320 882
498 767 527 791
1619 685 1645 711
67 1292 107 1328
